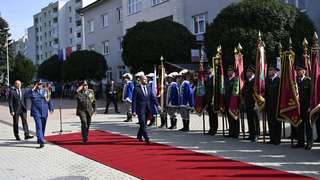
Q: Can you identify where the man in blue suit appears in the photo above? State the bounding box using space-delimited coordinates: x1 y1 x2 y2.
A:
25 79 54 148
132 75 161 145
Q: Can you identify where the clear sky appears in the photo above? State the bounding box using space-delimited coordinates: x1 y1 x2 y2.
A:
0 0 57 40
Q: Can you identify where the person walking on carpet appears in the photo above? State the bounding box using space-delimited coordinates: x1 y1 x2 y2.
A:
132 75 161 145
71 80 97 145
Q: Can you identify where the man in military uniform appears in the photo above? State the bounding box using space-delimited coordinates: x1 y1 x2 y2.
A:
293 64 313 150
245 65 260 141
122 73 134 122
146 73 157 127
178 69 194 132
166 72 179 129
71 80 97 145
204 64 218 135
265 64 281 145
225 66 238 138
24 79 54 148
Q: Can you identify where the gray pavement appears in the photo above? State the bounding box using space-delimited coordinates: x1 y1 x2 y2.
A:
0 98 320 180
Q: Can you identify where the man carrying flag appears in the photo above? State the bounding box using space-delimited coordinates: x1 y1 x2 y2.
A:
158 56 167 128
204 64 216 135
225 66 237 138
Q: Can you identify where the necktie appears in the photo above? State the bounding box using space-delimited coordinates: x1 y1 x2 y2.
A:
298 78 301 84
18 90 21 100
143 86 147 97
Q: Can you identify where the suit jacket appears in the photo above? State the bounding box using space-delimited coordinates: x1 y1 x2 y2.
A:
265 76 280 108
245 77 255 108
9 88 27 114
71 89 97 116
105 85 117 99
132 85 159 115
24 89 53 118
225 76 235 107
205 75 213 105
298 77 311 111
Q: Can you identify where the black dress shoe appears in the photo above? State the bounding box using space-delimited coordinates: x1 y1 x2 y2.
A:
136 122 140 124
40 142 44 148
83 141 87 145
146 140 151 145
16 137 21 141
225 135 233 138
245 138 254 141
293 144 304 148
305 145 312 150
116 111 120 113
123 119 132 122
25 135 34 140
37 139 40 144
137 136 143 142
266 141 274 144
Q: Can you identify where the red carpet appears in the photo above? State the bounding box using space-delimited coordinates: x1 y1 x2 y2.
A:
45 130 316 180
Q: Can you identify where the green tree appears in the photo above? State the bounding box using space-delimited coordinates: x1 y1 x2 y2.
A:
0 17 14 85
203 0 317 68
61 50 108 81
10 57 37 85
122 19 197 74
38 55 63 82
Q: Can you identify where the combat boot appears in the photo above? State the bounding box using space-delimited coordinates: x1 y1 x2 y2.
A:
158 117 167 128
183 120 190 132
179 120 186 131
168 118 177 129
147 116 156 127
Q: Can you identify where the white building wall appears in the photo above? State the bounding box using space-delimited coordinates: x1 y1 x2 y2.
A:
28 26 36 64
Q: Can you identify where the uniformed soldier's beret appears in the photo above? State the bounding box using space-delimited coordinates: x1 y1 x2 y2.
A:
167 72 179 78
268 64 280 71
80 80 88 86
247 64 255 73
178 69 188 77
227 66 236 72
207 64 213 69
135 71 144 77
34 79 43 84
295 64 307 70
123 73 133 80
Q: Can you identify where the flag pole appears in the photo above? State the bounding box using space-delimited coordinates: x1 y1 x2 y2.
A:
6 34 9 85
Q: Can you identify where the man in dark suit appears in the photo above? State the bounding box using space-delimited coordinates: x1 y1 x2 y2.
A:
244 65 260 142
104 79 119 114
225 66 238 138
204 64 218 135
8 80 34 141
71 80 97 145
293 64 313 150
132 75 161 145
265 64 281 145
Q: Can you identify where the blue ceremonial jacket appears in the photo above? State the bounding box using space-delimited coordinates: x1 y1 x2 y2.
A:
167 82 179 107
24 89 54 118
122 81 134 102
178 81 194 109
132 84 159 115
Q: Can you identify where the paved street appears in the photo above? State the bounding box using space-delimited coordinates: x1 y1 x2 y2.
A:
0 98 319 180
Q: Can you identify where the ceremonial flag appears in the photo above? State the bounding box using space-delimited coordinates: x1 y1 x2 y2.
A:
253 43 266 111
67 47 73 57
151 66 158 116
276 56 286 121
219 55 226 116
194 57 207 116
4 36 7 47
279 51 301 127
310 46 320 127
158 63 166 114
229 53 244 120
58 50 63 61
213 57 221 113
63 48 68 61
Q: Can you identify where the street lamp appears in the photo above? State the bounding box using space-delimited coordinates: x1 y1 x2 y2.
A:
196 40 204 60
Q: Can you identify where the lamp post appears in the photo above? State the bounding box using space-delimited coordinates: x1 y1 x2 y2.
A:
196 40 204 61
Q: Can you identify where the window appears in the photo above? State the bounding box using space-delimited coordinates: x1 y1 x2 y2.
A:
44 13 46 18
106 68 112 81
76 44 81 50
40 36 42 41
40 27 42 32
49 31 52 36
45 52 48 58
102 14 108 27
50 51 53 56
70 17 72 23
193 13 208 35
103 41 110 54
88 20 94 32
70 38 72 44
44 22 46 28
49 20 52 26
39 17 41 22
49 10 52 16
40 45 42 50
53 28 57 34
77 32 81 38
117 8 123 22
70 28 72 34
281 0 306 11
44 32 47 38
152 0 167 6
118 66 126 82
89 44 95 51
128 0 142 15
45 42 47 47
50 41 53 47
69 6 71 12
118 37 123 51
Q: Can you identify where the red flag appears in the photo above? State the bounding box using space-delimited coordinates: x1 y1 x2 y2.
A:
229 54 244 120
194 58 207 116
219 56 226 116
310 47 320 127
253 44 266 111
67 47 73 57
4 37 7 47
279 51 301 127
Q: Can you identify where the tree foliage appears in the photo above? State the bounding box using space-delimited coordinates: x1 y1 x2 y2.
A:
10 57 37 85
203 0 317 69
61 50 108 81
38 55 63 82
122 19 197 74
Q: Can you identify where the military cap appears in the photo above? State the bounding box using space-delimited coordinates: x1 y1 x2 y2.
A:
135 71 144 77
80 80 88 86
178 69 188 77
167 72 179 78
227 66 236 72
34 79 43 84
122 73 133 80
207 64 213 69
146 73 154 78
247 64 256 73
268 64 280 71
295 64 307 70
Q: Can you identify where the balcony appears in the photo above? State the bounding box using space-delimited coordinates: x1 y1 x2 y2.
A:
37 32 41 37
53 23 58 28
37 50 42 55
53 33 58 38
76 37 82 43
52 12 57 18
75 25 82 32
75 2 81 9
37 41 42 46
53 44 59 49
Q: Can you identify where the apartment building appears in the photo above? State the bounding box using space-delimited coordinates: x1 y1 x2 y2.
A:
11 35 28 58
